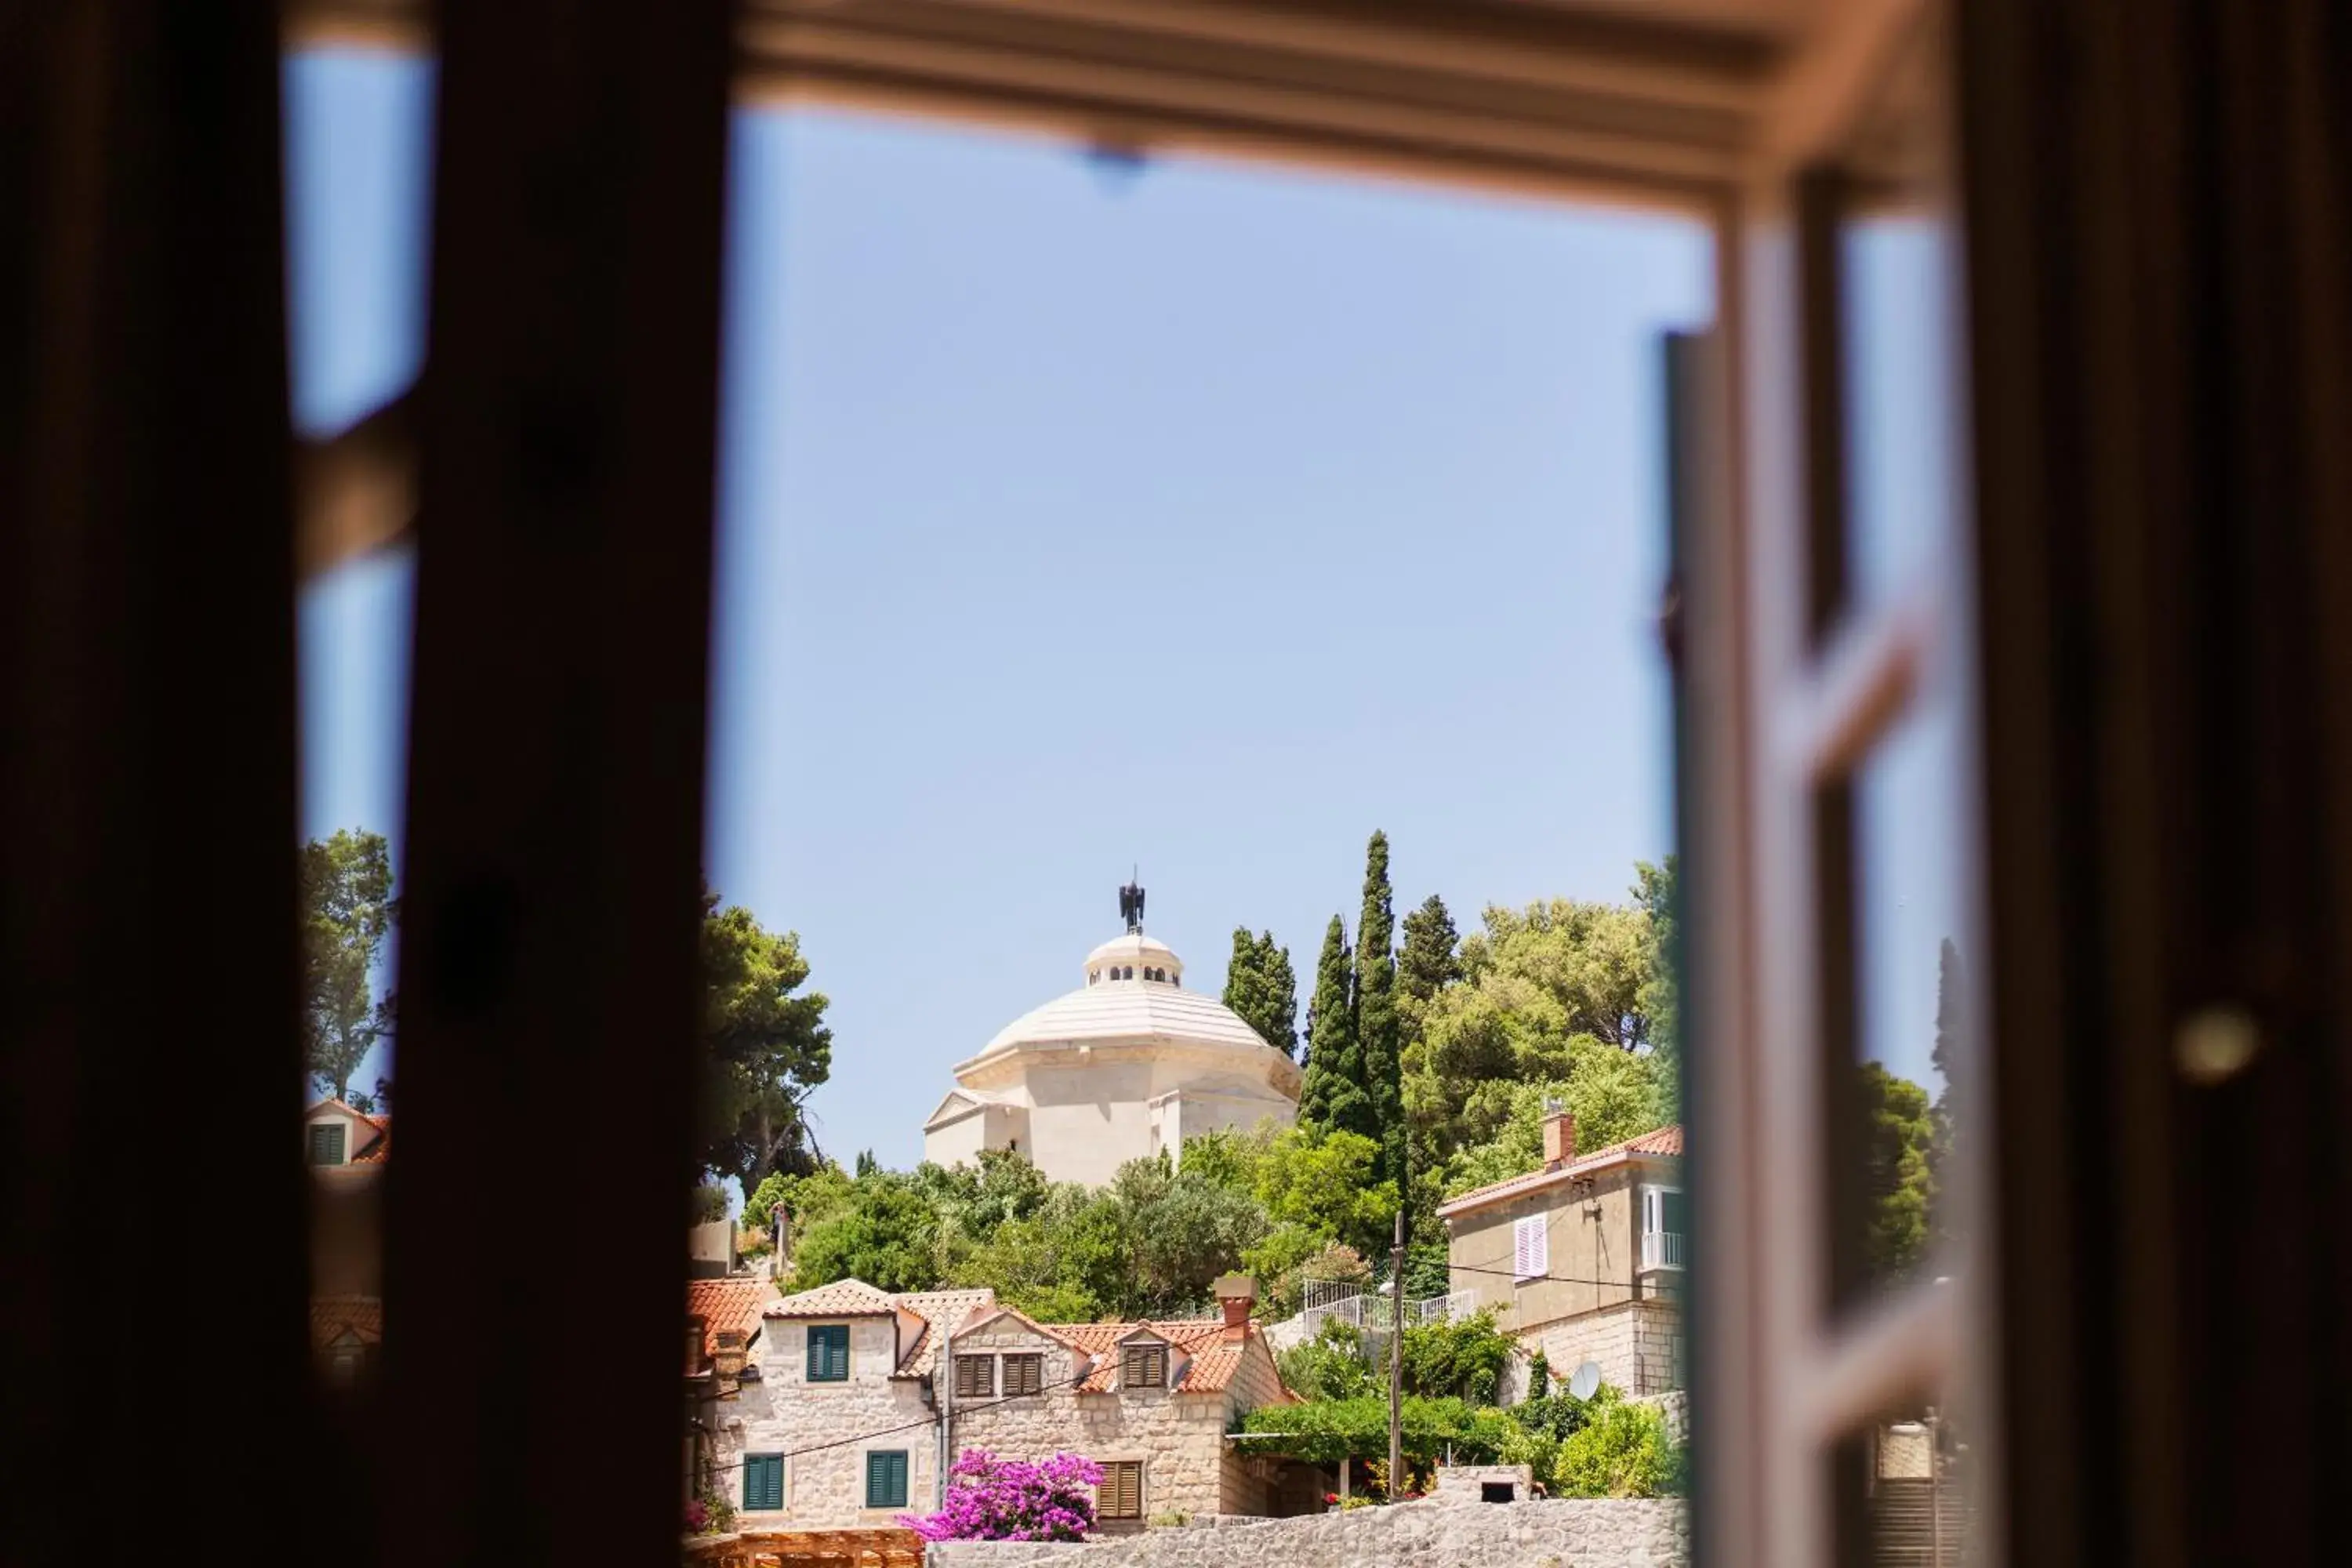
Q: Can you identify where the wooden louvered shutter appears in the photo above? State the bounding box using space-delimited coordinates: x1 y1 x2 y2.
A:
1007 1353 1041 1396
1102 1461 1142 1519
308 1122 344 1165
743 1454 782 1512
954 1354 993 1399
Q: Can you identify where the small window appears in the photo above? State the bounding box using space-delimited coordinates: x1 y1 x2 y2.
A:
865 1449 909 1509
1100 1461 1144 1519
1512 1216 1550 1281
307 1122 346 1165
1004 1352 1044 1396
743 1453 785 1512
1121 1343 1167 1388
954 1353 995 1399
808 1323 851 1381
1640 1185 1688 1270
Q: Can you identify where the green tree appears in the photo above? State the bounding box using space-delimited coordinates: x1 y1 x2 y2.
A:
1221 928 1300 1059
1356 832 1406 1196
1397 894 1462 1005
1298 916 1366 1136
1857 1061 1937 1279
1632 858 1681 1122
699 887 834 1193
788 1170 941 1293
1930 937 1965 1249
1437 1056 1670 1199
299 829 396 1105
1399 1310 1514 1404
1277 1320 1381 1402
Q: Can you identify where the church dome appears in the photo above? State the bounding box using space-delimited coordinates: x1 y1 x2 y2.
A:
970 927 1296 1087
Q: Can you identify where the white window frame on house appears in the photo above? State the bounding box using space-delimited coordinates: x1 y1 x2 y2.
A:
1641 1185 1687 1271
1512 1214 1550 1282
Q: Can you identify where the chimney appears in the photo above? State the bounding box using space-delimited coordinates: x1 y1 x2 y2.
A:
688 1314 709 1373
1542 1101 1577 1171
1213 1273 1257 1341
712 1329 749 1383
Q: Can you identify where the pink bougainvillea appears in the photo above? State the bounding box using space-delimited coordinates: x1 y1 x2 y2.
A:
898 1450 1104 1543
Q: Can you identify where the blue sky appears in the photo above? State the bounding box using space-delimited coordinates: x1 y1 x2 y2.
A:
287 49 1954 1172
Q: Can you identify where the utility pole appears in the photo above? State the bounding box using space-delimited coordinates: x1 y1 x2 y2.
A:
1388 1209 1404 1499
938 1323 955 1508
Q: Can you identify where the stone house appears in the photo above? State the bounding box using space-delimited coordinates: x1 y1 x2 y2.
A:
712 1274 1305 1531
687 1276 778 1504
1438 1112 1686 1399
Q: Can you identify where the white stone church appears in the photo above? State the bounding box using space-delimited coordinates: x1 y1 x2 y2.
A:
920 887 1302 1186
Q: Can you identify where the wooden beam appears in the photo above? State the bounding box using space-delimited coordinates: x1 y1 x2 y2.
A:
0 4 310 1566
378 2 736 1566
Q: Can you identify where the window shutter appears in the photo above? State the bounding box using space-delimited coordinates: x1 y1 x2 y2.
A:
1006 1353 1042 1396
1531 1217 1549 1276
743 1454 782 1512
954 1354 993 1399
1101 1461 1142 1518
1122 1343 1165 1388
866 1450 909 1508
809 1324 849 1381
308 1122 345 1165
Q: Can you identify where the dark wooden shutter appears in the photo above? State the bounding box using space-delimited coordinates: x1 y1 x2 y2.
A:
308 1123 345 1165
954 1355 993 1399
1007 1353 1042 1396
1123 1345 1166 1388
1102 1461 1142 1519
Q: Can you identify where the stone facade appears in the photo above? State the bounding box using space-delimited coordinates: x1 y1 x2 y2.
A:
1503 1298 1686 1402
924 1498 1690 1568
715 1312 939 1530
712 1285 1297 1531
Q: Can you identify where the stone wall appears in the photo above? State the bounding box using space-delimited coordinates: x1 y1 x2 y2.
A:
1505 1298 1684 1402
717 1315 938 1529
924 1498 1689 1568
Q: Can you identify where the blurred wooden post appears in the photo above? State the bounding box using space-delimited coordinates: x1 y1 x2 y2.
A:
380 2 736 1566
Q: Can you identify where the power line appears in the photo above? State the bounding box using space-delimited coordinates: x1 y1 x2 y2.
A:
699 1357 1104 1478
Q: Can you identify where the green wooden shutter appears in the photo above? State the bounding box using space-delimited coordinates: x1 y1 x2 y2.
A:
742 1454 782 1512
808 1324 849 1381
866 1450 908 1508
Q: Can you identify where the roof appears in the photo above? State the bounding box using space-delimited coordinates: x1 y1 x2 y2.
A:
976 983 1284 1062
1054 1319 1230 1392
890 1288 1000 1377
686 1276 775 1374
311 1294 382 1349
764 1277 900 1320
1084 931 1178 968
1436 1124 1686 1220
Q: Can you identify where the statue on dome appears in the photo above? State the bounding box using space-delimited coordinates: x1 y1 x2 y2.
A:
1119 877 1145 933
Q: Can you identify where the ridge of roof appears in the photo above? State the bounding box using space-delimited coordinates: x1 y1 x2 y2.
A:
764 1276 899 1319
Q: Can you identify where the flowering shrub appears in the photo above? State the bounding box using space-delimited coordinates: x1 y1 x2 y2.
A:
898 1450 1103 1543
684 1488 734 1536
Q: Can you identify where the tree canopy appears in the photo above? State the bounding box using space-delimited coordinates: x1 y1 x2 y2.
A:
1354 832 1406 1198
299 829 396 1107
1221 928 1300 1060
699 887 834 1192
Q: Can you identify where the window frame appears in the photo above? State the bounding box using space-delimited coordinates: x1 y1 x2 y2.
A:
1099 1460 1145 1521
1511 1214 1550 1282
1640 1183 1688 1271
864 1449 909 1510
806 1323 851 1383
1120 1342 1167 1389
742 1453 785 1513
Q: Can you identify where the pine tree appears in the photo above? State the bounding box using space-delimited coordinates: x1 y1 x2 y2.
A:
1223 927 1301 1059
1396 893 1462 1004
1298 915 1365 1135
1355 831 1406 1200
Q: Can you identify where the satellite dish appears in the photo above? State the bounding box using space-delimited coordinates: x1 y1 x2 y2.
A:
1569 1361 1602 1400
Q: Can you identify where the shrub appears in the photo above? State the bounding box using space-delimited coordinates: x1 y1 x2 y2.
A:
1555 1389 1682 1498
1278 1320 1378 1402
685 1486 735 1536
1527 1350 1551 1400
1146 1510 1192 1528
898 1449 1103 1543
1399 1310 1514 1404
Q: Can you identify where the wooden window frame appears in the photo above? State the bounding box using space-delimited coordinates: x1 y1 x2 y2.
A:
807 1324 851 1383
953 1352 994 1400
742 1453 785 1513
1003 1352 1044 1398
1098 1461 1145 1522
1120 1343 1167 1390
864 1450 909 1510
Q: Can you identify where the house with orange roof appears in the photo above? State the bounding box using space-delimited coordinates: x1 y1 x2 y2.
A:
685 1275 777 1506
1436 1108 1686 1399
710 1272 1305 1532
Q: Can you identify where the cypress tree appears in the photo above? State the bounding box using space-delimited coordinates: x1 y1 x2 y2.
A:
1356 831 1406 1197
1397 893 1462 1004
1298 915 1367 1136
1223 927 1300 1060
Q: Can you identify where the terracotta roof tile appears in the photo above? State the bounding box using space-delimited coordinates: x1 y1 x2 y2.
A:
1049 1319 1228 1392
764 1277 899 1320
351 1114 390 1163
889 1288 999 1377
311 1294 382 1350
686 1276 775 1373
1436 1123 1685 1219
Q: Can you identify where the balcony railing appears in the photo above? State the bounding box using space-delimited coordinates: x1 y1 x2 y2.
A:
1642 1230 1686 1269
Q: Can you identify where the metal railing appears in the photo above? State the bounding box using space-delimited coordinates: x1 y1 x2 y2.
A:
1642 1230 1686 1269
